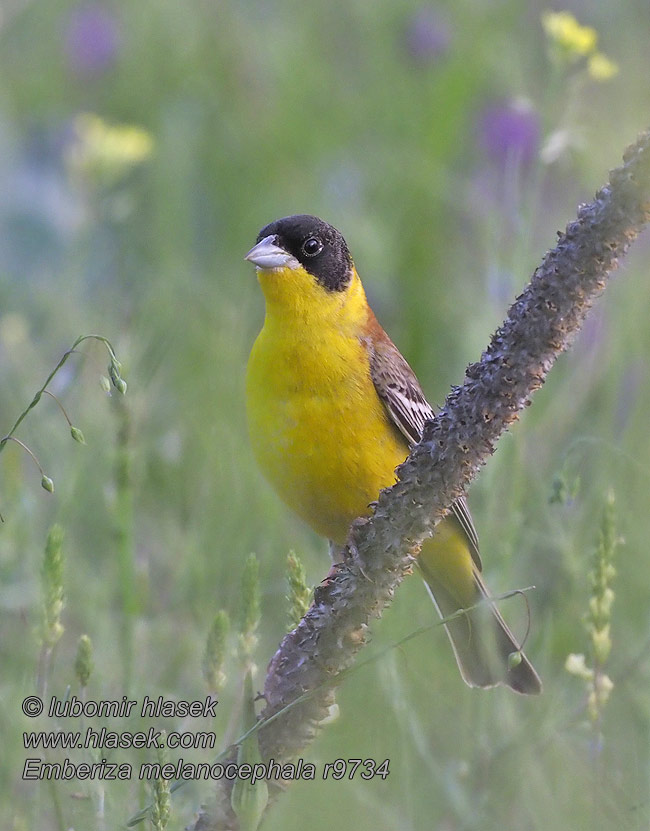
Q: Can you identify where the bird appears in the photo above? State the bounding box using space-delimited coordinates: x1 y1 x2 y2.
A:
245 214 541 694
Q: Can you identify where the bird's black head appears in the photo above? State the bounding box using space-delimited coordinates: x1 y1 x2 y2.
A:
255 215 353 292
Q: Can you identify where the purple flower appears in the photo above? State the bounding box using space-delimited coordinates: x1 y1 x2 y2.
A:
64 3 121 77
404 7 452 64
477 100 540 169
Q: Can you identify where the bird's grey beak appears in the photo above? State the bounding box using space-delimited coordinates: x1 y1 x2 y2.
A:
244 235 296 269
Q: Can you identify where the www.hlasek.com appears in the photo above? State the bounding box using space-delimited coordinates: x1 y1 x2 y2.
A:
24 725 215 751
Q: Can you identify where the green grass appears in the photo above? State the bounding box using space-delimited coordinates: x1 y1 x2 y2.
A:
2 1 650 829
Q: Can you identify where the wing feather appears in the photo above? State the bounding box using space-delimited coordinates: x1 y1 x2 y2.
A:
365 321 482 569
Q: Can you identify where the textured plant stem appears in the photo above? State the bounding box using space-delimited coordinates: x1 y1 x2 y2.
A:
192 132 650 830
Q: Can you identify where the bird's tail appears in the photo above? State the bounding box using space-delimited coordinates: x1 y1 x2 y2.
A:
418 548 542 695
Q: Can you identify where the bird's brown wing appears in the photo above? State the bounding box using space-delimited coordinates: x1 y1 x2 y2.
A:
364 313 482 570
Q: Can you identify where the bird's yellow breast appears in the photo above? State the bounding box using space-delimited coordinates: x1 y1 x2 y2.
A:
246 266 408 543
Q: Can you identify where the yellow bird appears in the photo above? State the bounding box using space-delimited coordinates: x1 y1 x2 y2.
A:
245 215 541 694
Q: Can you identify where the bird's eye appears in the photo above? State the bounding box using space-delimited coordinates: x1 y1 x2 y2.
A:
302 237 323 257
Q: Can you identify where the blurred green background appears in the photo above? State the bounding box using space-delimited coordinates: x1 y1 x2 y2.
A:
2 1 650 829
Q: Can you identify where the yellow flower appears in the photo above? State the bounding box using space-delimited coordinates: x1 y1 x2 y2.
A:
588 52 619 81
67 113 153 185
542 11 597 57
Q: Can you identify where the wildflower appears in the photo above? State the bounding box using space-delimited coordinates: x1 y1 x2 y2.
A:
64 3 121 77
542 11 597 58
66 113 153 187
588 53 619 81
404 8 452 64
542 10 617 83
477 99 540 169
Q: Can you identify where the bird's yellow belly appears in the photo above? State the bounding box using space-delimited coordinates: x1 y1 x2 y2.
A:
246 327 408 543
